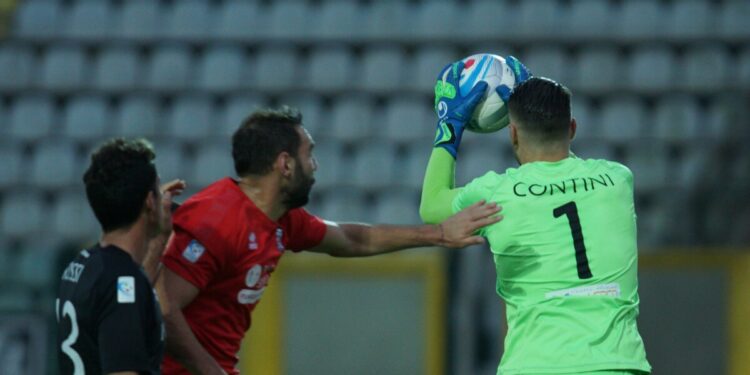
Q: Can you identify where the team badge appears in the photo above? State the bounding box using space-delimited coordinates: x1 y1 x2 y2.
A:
182 239 205 263
245 265 262 287
117 276 135 303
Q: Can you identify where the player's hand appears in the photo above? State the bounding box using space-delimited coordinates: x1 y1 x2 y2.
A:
437 200 503 248
159 179 186 235
495 55 532 103
433 61 488 159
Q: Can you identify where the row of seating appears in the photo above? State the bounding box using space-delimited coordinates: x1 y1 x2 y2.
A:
13 0 750 43
2 44 749 93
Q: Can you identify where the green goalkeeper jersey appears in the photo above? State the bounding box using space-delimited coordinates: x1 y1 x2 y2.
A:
452 156 650 375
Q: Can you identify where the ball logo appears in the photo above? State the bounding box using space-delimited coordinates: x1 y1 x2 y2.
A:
437 101 448 119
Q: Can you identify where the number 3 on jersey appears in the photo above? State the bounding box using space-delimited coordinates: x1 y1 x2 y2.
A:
56 299 85 374
553 201 593 279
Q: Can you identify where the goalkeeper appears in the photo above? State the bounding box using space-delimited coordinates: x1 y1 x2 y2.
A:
420 60 651 375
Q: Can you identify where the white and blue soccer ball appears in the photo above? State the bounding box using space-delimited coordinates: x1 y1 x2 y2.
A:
439 53 519 133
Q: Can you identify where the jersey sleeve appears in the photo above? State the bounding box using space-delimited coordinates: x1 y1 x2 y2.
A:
97 272 154 373
286 208 328 252
161 228 224 290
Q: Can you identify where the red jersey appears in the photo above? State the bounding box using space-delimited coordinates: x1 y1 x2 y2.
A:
161 178 327 375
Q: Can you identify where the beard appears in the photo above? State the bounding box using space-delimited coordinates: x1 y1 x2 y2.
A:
282 163 315 209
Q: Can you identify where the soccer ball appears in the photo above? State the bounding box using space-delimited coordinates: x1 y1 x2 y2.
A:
439 54 518 133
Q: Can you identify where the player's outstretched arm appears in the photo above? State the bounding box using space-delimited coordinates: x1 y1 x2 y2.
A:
308 200 502 257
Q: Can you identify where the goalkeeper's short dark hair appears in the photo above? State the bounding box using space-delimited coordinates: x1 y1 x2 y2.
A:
232 105 303 177
507 77 572 142
83 138 158 233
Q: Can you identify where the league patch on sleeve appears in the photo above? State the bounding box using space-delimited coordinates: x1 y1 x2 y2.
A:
182 239 206 263
117 276 136 303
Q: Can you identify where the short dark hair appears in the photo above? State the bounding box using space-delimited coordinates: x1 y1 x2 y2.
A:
507 77 572 142
83 138 158 233
232 106 303 176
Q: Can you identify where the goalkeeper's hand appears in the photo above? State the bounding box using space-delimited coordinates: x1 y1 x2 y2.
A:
433 61 488 159
495 55 532 102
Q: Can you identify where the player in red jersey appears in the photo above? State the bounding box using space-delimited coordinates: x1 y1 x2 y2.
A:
156 107 502 375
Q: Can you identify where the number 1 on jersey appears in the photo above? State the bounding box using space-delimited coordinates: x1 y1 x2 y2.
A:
553 201 593 279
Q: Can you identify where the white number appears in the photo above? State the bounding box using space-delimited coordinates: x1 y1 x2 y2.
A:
57 299 85 375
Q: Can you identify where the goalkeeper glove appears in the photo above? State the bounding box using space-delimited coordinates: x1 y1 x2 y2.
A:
495 55 532 102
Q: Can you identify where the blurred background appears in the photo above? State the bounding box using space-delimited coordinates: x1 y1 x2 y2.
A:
0 0 748 374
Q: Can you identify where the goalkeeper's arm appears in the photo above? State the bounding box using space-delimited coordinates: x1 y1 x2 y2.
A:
419 147 462 224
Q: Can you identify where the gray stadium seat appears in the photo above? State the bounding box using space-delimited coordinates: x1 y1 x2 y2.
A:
566 0 611 38
164 0 212 41
312 0 361 40
311 142 346 191
197 46 246 92
151 141 186 183
465 1 512 38
572 142 617 162
115 96 162 138
0 45 34 91
117 0 160 42
16 241 61 288
383 96 432 143
681 46 731 91
653 96 701 142
64 1 112 41
572 47 620 92
517 0 560 38
615 0 665 40
166 96 214 142
51 191 99 242
359 47 404 92
705 96 737 140
740 48 750 88
627 46 675 92
279 94 325 136
624 141 670 192
1 192 45 239
39 46 88 91
571 97 599 142
319 188 369 222
363 1 409 39
191 142 234 188
599 98 646 142
14 0 61 40
456 140 509 186
9 95 55 142
306 47 354 91
93 47 140 92
0 289 34 311
263 1 310 40
213 1 260 40
667 0 715 39
415 1 460 39
397 146 431 190
718 1 750 39
521 47 570 85
351 142 398 190
254 47 298 90
218 95 267 137
327 96 373 143
407 47 459 91
0 143 24 189
676 147 717 189
30 141 79 189
146 46 193 91
373 189 421 225
63 96 111 142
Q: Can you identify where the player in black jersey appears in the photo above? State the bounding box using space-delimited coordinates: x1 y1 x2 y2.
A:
56 138 185 375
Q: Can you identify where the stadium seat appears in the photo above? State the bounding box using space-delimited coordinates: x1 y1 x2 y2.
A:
146 46 193 92
363 1 409 40
151 141 186 183
14 0 61 40
599 98 647 142
415 1 461 39
464 1 512 38
93 47 140 92
0 44 34 92
571 47 621 93
305 47 354 91
218 95 267 138
521 47 570 86
517 0 560 39
0 289 34 311
30 141 79 190
263 1 310 40
64 1 113 41
0 143 24 189
407 47 459 91
196 46 247 92
359 47 404 92
740 47 750 88
0 192 45 239
456 140 509 186
312 0 362 40
311 142 346 191
681 46 731 91
396 146 431 190
571 97 599 142
191 142 235 188
623 141 670 192
254 47 298 90
327 96 373 143
627 46 675 92
9 95 55 142
572 142 617 162
16 240 61 288
667 0 715 39
51 191 99 242
39 46 88 91
565 0 611 38
166 95 215 142
653 96 701 142
705 95 744 140
279 94 325 136
213 1 260 40
615 0 665 40
117 0 160 42
383 96 432 144
675 146 718 189
373 189 421 225
114 96 162 138
163 0 213 41
318 188 369 222
350 142 398 190
718 1 750 40
63 96 111 143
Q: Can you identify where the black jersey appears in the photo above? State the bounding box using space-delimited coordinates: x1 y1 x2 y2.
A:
56 244 164 375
